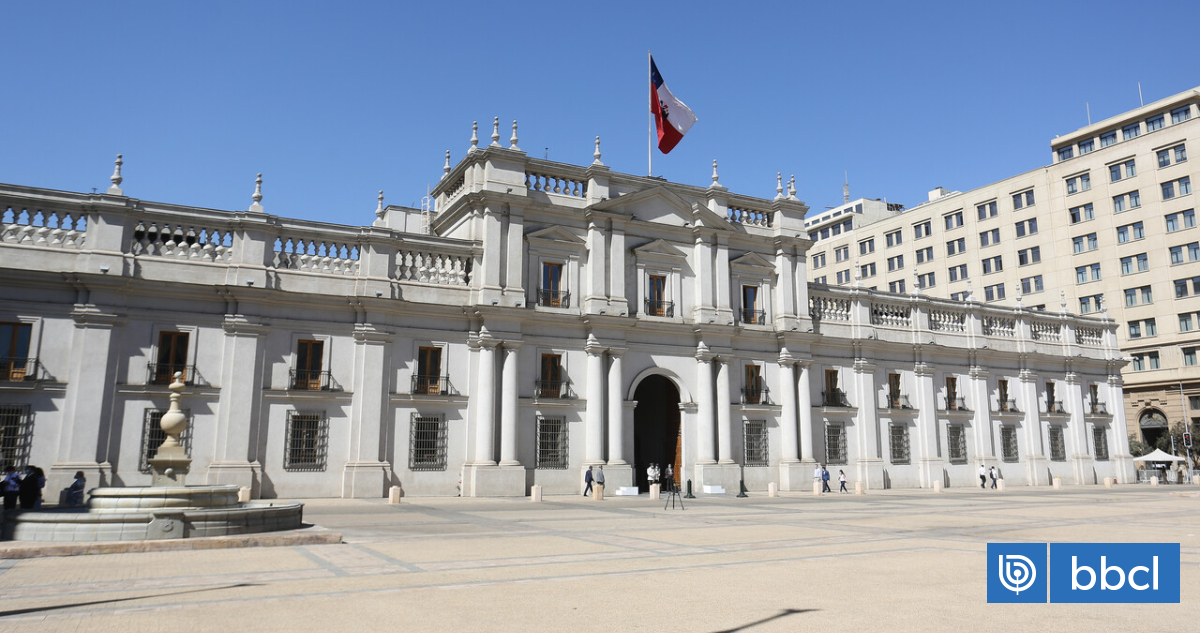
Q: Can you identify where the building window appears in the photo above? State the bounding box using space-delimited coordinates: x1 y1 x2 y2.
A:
886 230 903 247
823 370 847 407
1128 318 1157 338
914 221 932 239
948 263 968 281
888 280 906 293
1172 106 1192 124
151 331 190 385
1012 190 1035 209
859 238 875 255
1163 177 1192 200
1018 246 1041 266
982 256 1003 275
1124 285 1153 306
1147 115 1165 132
1100 131 1117 147
984 283 1005 302
1001 425 1019 462
1093 428 1109 461
540 262 567 307
1116 221 1144 243
1113 190 1141 213
409 413 448 471
535 415 568 469
946 237 966 255
743 420 769 467
916 246 934 263
1119 253 1148 274
284 410 328 472
944 211 964 230
977 201 998 220
1069 203 1094 224
811 253 826 269
1122 123 1141 140
1048 426 1066 462
139 408 193 473
539 353 566 398
1014 218 1038 237
1166 209 1196 232
1065 173 1091 195
1072 232 1099 253
292 339 328 390
1109 159 1136 182
1180 313 1194 332
1079 139 1095 154
1057 147 1073 161
1079 294 1103 314
889 423 910 464
917 272 936 289
825 422 847 465
741 285 764 324
1185 347 1198 367
1020 275 1044 294
813 275 827 284
743 364 765 404
948 424 967 464
835 245 850 262
980 228 1000 247
0 323 34 382
887 373 905 409
1190 395 1200 410
646 274 672 316
859 263 876 278
0 404 33 469
1157 144 1188 168
836 270 851 284
945 376 961 411
887 255 904 271
1131 351 1160 370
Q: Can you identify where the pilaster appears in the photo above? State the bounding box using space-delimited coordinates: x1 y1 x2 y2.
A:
342 324 394 498
207 315 268 493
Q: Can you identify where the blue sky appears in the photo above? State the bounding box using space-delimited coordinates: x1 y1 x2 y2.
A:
2 1 1198 223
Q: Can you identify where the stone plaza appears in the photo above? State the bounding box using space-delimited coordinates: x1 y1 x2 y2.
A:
0 486 1194 631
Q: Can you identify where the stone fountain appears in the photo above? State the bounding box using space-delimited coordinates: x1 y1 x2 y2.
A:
4 373 304 541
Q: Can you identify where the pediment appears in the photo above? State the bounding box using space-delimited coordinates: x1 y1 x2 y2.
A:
632 238 688 259
730 251 775 271
525 225 586 245
591 186 730 229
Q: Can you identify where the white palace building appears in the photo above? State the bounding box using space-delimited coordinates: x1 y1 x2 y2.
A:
0 123 1134 499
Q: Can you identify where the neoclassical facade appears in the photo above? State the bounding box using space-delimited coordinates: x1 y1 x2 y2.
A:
0 130 1134 498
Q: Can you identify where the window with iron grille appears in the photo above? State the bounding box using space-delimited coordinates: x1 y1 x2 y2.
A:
285 410 328 471
139 408 193 473
743 420 769 466
889 423 910 464
948 424 967 464
0 404 33 470
536 415 568 469
1001 425 1019 462
1048 426 1066 462
825 422 847 464
1093 427 1109 461
409 413 447 471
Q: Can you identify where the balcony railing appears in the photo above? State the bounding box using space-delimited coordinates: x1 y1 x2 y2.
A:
822 389 850 408
740 309 766 325
0 358 38 382
644 299 674 317
997 399 1021 413
741 385 769 405
886 394 913 410
1047 400 1067 414
1089 402 1109 415
535 379 572 399
411 374 450 396
945 396 971 412
537 288 570 308
290 368 335 391
148 363 197 386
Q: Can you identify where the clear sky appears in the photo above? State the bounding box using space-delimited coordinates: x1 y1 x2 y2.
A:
3 1 1198 224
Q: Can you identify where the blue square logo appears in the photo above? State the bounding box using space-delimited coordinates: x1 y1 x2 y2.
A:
1049 543 1180 603
987 543 1047 603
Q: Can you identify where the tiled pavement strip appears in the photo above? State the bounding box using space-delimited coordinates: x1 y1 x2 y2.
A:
0 487 1195 632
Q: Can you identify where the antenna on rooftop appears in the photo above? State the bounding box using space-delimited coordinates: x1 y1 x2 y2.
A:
1086 102 1091 125
421 184 433 235
843 171 849 204
1138 82 1144 107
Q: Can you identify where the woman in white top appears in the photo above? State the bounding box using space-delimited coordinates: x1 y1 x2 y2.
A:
838 470 848 493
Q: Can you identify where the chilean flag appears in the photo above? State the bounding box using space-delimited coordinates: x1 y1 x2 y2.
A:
650 56 697 154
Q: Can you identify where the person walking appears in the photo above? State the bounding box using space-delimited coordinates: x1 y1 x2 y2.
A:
67 471 87 507
838 470 848 493
664 464 674 492
583 466 594 497
814 464 823 485
989 466 998 489
593 466 605 500
1 466 20 510
18 466 40 509
821 467 831 493
979 464 987 489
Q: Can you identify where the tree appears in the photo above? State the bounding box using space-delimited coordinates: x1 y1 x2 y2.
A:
1128 435 1151 457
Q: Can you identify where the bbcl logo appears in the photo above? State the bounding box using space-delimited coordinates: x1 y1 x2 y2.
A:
987 543 1180 603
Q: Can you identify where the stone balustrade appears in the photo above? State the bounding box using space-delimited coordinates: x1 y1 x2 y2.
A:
1 204 88 250
726 204 772 227
273 235 361 276
132 220 234 262
526 170 587 198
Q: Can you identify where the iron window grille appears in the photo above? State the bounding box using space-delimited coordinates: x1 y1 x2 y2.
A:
889 423 910 464
825 422 847 465
1093 427 1109 461
1048 426 1066 462
411 374 451 395
741 382 769 405
537 288 571 308
743 420 769 466
945 396 971 412
139 408 193 473
1001 425 1019 463
644 299 674 317
886 394 913 409
0 404 33 470
409 413 447 471
948 424 968 464
1089 402 1108 415
822 389 850 408
534 380 573 399
740 309 766 325
147 363 198 386
535 415 569 469
284 410 329 472
0 358 38 382
1047 400 1067 414
290 368 336 391
997 399 1021 413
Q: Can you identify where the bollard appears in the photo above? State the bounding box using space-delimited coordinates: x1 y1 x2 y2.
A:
767 482 778 497
684 479 695 499
388 485 402 504
737 479 748 498
932 481 943 493
1151 476 1159 486
530 484 542 502
1103 477 1113 489
238 486 251 503
649 483 660 500
996 479 1005 491
813 481 823 496
593 483 605 501
1052 477 1061 490
854 481 864 495
1194 475 1200 486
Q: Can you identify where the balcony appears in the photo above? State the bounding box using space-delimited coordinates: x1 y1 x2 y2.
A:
822 389 850 408
147 363 197 386
535 379 573 399
644 299 674 317
1047 400 1067 414
740 309 766 325
886 394 913 410
411 374 450 396
290 369 336 391
537 288 570 308
1089 402 1109 415
996 399 1021 414
0 357 38 382
944 396 971 412
741 384 770 405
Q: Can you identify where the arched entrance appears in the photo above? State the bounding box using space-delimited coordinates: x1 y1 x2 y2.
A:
1139 408 1169 447
633 375 681 492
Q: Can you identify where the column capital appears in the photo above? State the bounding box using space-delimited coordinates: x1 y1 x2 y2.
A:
853 358 876 373
1107 374 1124 387
502 339 524 351
913 362 935 377
695 342 714 362
607 346 627 358
969 366 989 379
777 351 795 365
221 315 269 336
1018 369 1038 383
1063 372 1081 385
71 305 121 329
352 324 395 344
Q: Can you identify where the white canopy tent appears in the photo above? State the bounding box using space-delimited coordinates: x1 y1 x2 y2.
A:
1133 449 1186 462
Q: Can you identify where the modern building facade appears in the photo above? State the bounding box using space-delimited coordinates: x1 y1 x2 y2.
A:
806 88 1200 450
0 126 1132 499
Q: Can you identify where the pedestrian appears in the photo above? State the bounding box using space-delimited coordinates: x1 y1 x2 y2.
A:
18 466 40 509
583 466 593 497
594 466 605 500
838 470 848 493
814 463 823 485
67 471 87 507
32 466 46 508
821 466 831 493
989 466 998 489
1 465 20 510
665 464 674 491
979 464 987 489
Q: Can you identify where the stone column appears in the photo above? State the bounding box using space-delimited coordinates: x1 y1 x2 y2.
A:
1108 375 1134 483
798 361 815 463
778 357 799 463
853 359 883 489
498 342 522 466
473 338 498 465
207 316 268 492
913 362 940 488
716 358 734 464
51 306 121 493
584 336 605 464
1064 372 1092 485
695 348 717 464
969 367 995 462
1019 369 1045 486
607 349 626 464
342 325 393 498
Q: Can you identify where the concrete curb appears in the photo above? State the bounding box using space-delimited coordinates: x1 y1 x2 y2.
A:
0 527 343 559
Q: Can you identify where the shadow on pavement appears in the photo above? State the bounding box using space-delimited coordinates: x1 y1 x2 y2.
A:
710 608 818 632
0 582 261 617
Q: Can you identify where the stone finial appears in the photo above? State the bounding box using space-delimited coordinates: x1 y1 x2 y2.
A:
787 175 797 200
510 120 520 150
966 280 975 302
149 371 192 486
711 160 720 187
249 173 264 213
1060 290 1068 313
490 117 501 146
469 121 479 152
592 136 603 166
1015 284 1024 308
775 172 784 200
107 154 124 195
443 150 452 178
911 269 921 295
853 264 863 287
375 190 385 221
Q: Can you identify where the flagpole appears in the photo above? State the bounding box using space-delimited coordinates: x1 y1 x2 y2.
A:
648 50 652 177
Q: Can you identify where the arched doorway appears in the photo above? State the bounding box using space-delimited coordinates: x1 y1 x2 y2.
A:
633 375 681 492
1139 409 1168 447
